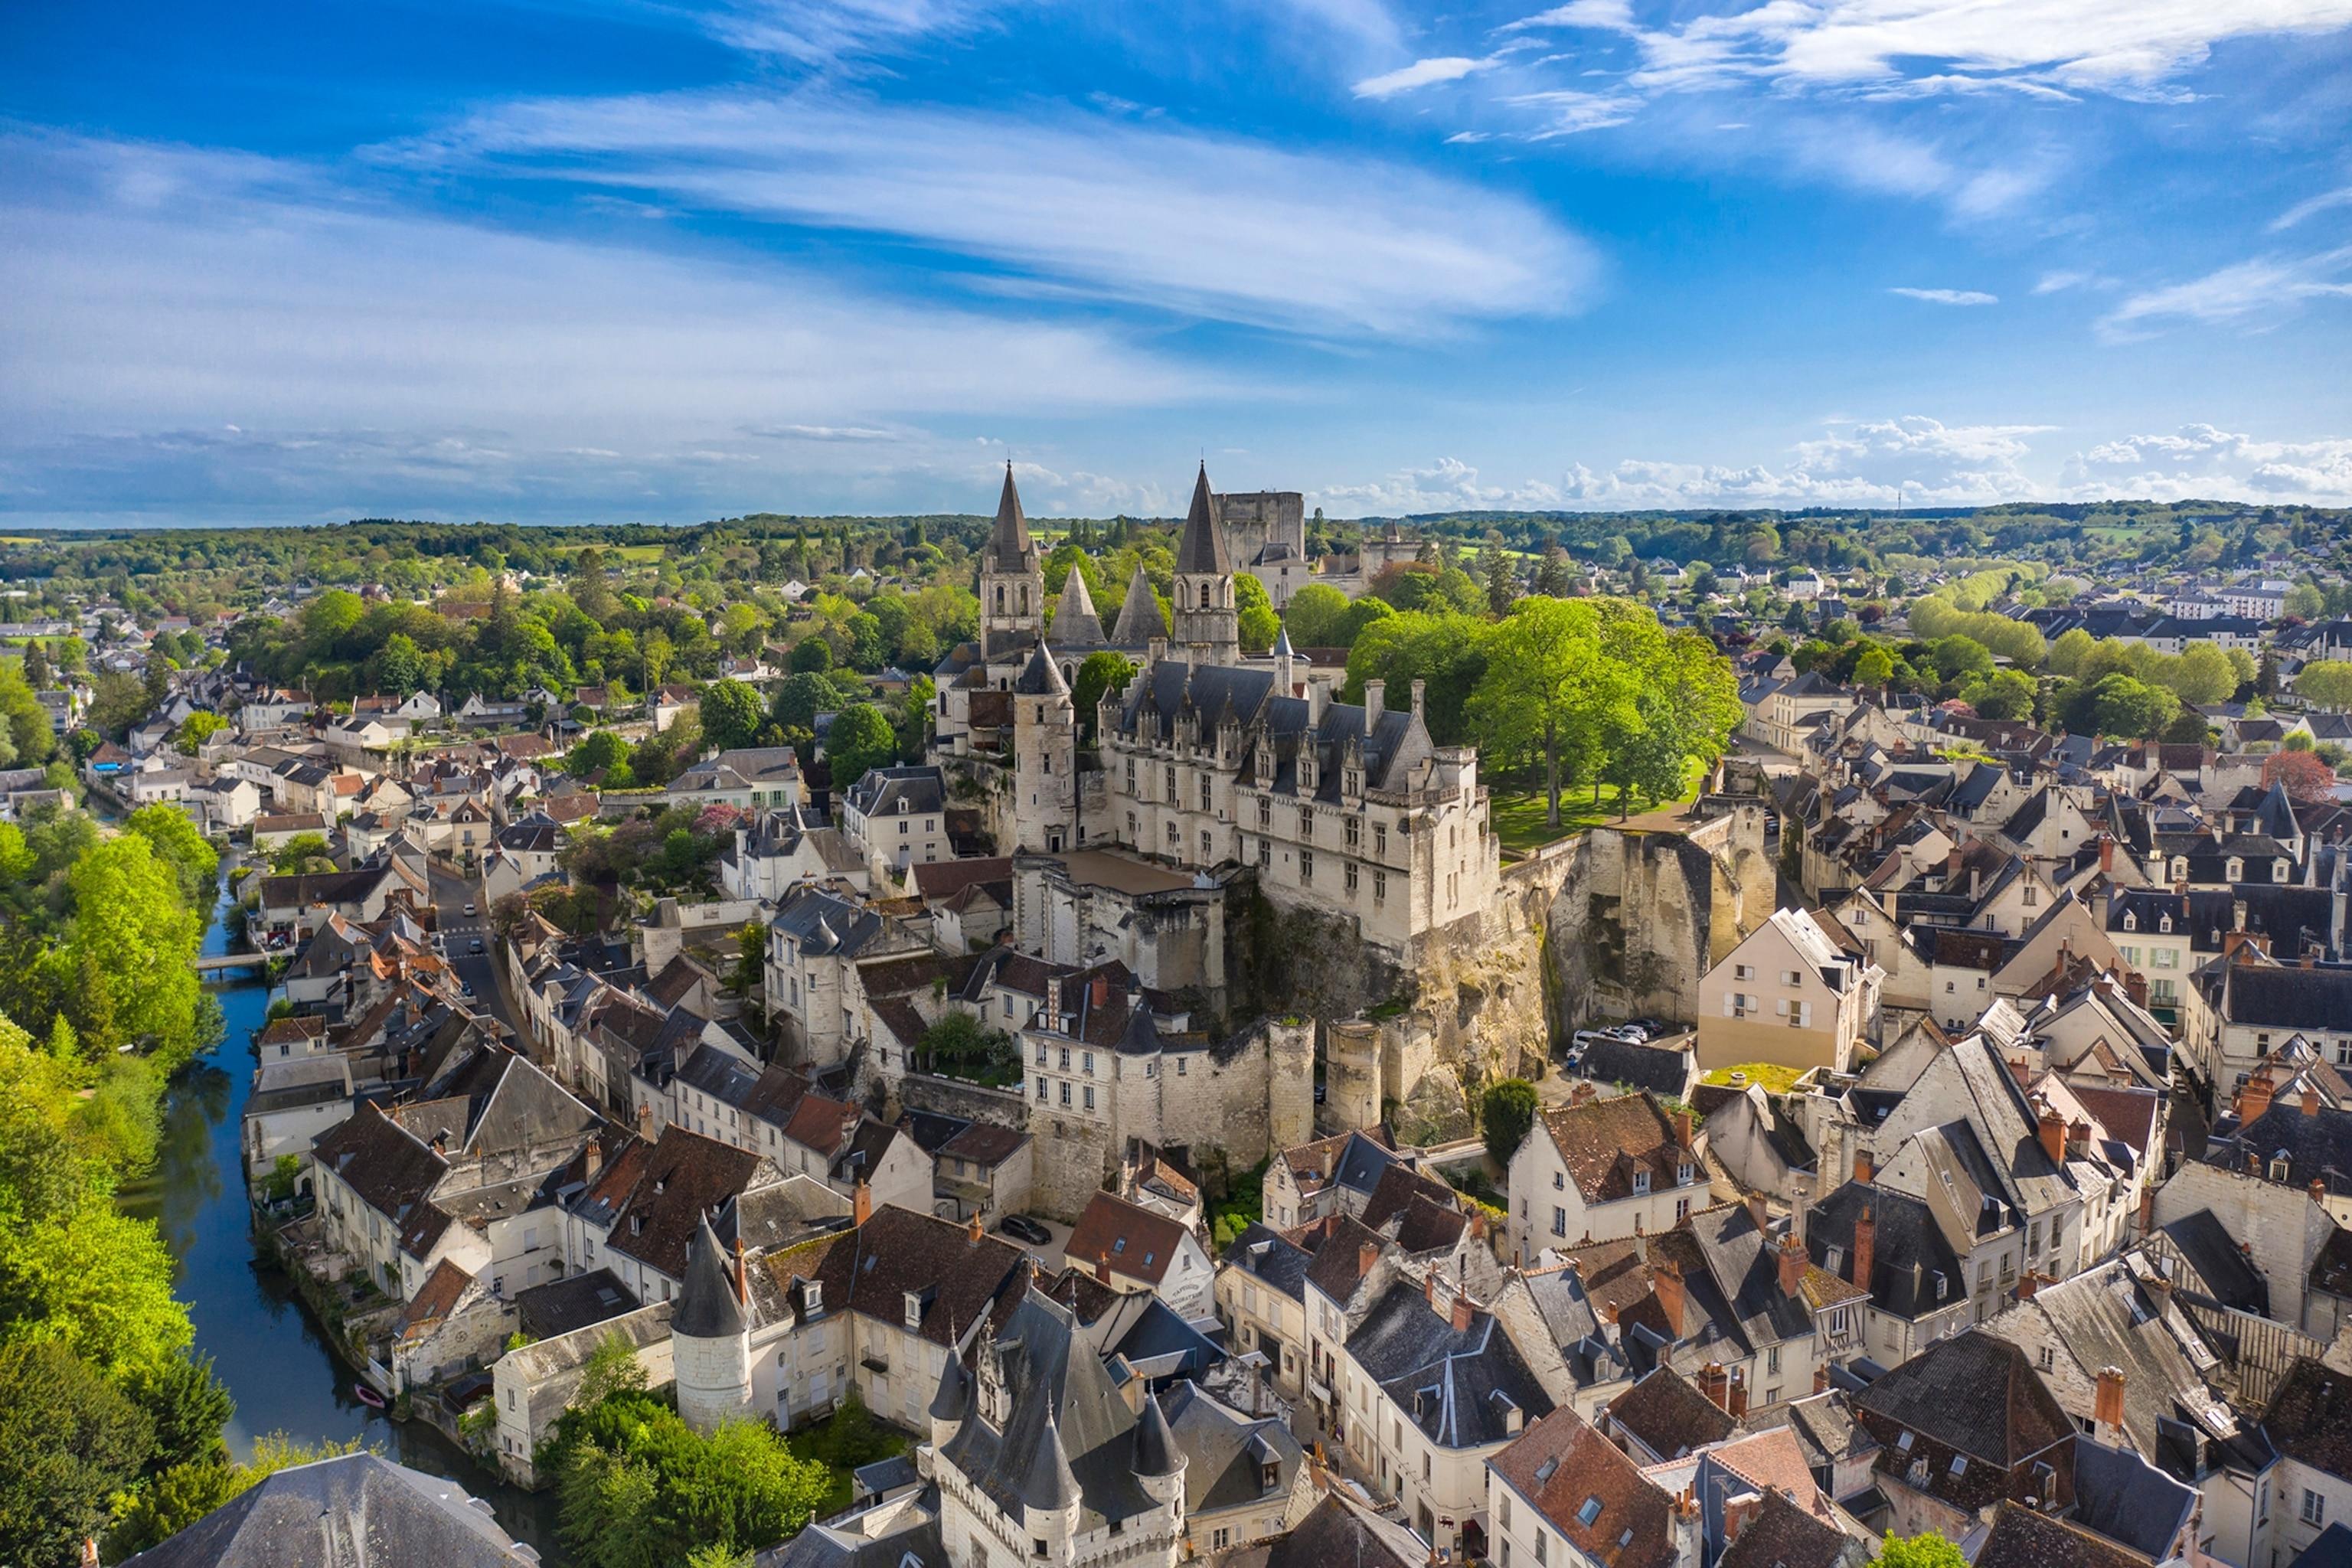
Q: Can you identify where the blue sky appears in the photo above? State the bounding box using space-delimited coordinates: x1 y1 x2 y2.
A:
4 0 2351 527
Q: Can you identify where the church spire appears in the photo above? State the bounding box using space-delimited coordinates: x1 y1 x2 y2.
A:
1174 461 1233 575
986 460 1036 570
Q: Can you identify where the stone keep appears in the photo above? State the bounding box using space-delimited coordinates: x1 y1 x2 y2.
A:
1008 639 1077 854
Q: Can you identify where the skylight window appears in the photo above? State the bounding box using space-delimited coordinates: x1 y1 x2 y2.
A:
1577 1497 1603 1527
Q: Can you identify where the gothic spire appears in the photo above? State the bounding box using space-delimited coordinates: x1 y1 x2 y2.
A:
1174 462 1232 576
987 461 1035 568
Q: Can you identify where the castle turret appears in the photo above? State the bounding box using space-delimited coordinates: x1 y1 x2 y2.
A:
1019 1403 1084 1557
1111 560 1167 646
927 1344 970 1452
671 1216 752 1436
1011 636 1076 854
1132 1389 1186 1511
1171 463 1239 665
1051 562 1105 648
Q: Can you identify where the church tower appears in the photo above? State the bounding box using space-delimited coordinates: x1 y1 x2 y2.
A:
1171 462 1240 666
671 1216 752 1435
979 462 1044 659
1011 637 1076 854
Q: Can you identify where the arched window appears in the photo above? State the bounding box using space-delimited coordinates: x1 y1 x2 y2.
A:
1019 585 1030 614
995 585 1005 614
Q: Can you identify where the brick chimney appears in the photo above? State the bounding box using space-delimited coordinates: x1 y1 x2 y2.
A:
1745 1192 1771 1235
1654 1258 1686 1339
1425 1269 1440 1308
1674 1107 1695 1150
1726 1367 1749 1419
2304 1083 2321 1117
1091 972 1112 1008
2099 835 2115 874
853 1179 873 1227
2238 1070 2275 1124
1570 1080 1597 1107
1697 1361 1730 1410
1854 1148 1875 1184
2017 1269 2043 1301
2093 1366 2126 1439
968 1211 985 1246
2036 1099 2066 1165
1096 1248 1112 1284
1778 1233 1807 1299
1813 1363 1831 1395
1850 1201 1875 1291
1724 1492 1761 1544
1360 1240 1380 1276
1452 1292 1475 1333
2137 1186 2156 1235
733 1234 750 1305
583 1135 603 1182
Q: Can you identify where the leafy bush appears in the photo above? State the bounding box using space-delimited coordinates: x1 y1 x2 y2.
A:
1481 1079 1540 1166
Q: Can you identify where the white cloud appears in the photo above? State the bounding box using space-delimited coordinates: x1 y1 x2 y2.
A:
1890 286 1999 305
2066 423 2352 501
2271 184 2352 230
0 132 1214 523
388 91 1597 335
1354 56 1495 98
690 0 986 65
2098 247 2352 339
2034 269 2093 292
1505 88 1642 135
1501 0 2352 99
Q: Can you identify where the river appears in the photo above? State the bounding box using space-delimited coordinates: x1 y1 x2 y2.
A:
116 869 564 1557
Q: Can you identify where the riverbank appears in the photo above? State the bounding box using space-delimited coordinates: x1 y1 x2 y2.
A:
115 868 563 1557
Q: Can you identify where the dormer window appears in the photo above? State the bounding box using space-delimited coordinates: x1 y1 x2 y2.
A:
1632 1171 1651 1195
2122 911 2136 933
2158 914 2172 934
1677 1162 1694 1187
2226 858 2244 882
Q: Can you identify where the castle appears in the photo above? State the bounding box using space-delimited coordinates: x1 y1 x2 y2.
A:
933 463 1499 959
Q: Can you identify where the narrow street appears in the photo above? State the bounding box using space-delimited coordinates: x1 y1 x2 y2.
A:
425 860 521 1040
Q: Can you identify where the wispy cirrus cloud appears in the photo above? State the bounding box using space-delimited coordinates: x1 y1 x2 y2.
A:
2272 184 2352 230
1890 286 1998 305
384 90 1597 335
682 0 989 65
2098 247 2352 340
1354 55 1495 98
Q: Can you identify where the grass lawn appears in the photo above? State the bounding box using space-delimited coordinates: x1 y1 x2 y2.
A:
786 1396 910 1517
1488 761 1707 856
1700 1061 1805 1093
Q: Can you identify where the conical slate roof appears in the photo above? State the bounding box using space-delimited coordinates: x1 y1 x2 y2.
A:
986 462 1036 569
1050 564 1105 647
1272 619 1295 659
1014 637 1068 697
675 1215 746 1338
1132 1390 1180 1478
1021 1403 1082 1512
1111 564 1166 645
929 1347 971 1420
1174 462 1233 576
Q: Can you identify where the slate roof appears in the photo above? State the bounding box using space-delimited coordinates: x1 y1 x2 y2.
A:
2265 1357 2352 1481
1243 1494 1421 1568
1302 1214 1387 1305
2155 1210 2269 1315
513 1267 638 1341
1716 1488 1862 1568
1606 1364 1737 1459
1175 463 1233 575
312 1102 448 1258
676 1215 750 1338
2289 1524 2352 1568
1109 563 1166 645
1973 1500 2152 1568
1346 1279 1556 1449
1223 1223 1314 1303
1575 1036 1695 1099
982 462 1036 570
1855 1332 2073 1510
2216 964 2352 1031
2210 1099 2352 1195
1804 1183 1965 1322
2070 1438 2196 1560
121 1453 533 1567
1160 1379 1300 1515
599 1127 764 1280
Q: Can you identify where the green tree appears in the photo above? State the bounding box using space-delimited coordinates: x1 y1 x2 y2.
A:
21 640 52 689
1345 612 1488 747
87 671 152 740
770 671 839 733
1481 1080 1540 1165
1234 573 1279 655
1853 648 1893 688
125 803 220 913
0 1339 153 1568
1328 597 1397 648
789 638 833 674
573 1331 650 1412
1960 670 2037 721
53 835 206 1069
1071 652 1137 740
1870 1533 1968 1568
0 662 53 766
1481 542 1517 617
825 704 897 787
1470 599 1606 828
1281 583 1351 647
698 681 765 753
552 1393 830 1568
2296 660 2352 710
172 710 229 756
1535 541 1575 598
268 832 335 874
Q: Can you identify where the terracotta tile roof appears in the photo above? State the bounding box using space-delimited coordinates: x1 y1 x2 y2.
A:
394 1259 474 1341
1491 1408 1678 1568
602 1127 763 1280
1066 1191 1191 1286
1539 1093 1687 1204
1302 1215 1387 1305
1717 1488 1864 1568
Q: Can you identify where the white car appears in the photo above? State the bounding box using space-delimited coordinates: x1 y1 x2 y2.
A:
463 902 477 917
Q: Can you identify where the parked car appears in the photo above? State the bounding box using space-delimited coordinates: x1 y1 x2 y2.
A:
996 1214 1052 1246
1570 1029 1619 1054
469 937 485 954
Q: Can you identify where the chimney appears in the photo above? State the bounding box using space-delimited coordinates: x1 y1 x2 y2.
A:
1360 1240 1380 1277
733 1233 750 1305
2099 835 2115 874
1654 1258 1686 1338
2238 1070 2275 1124
1452 1292 1474 1333
1091 972 1112 1008
2303 1083 2321 1117
1426 1269 1439 1308
2067 1120 2091 1158
1726 1367 1749 1419
853 1179 873 1227
1854 1148 1875 1184
2137 1185 2156 1236
968 1211 985 1246
1323 1146 1336 1181
2144 1266 2172 1318
1364 679 1385 728
2036 1099 2066 1165
1096 1248 1112 1284
1045 975 1062 1029
1778 1233 1806 1298
1813 1363 1831 1395
1851 1201 1876 1291
1697 1361 1730 1410
1674 1107 1695 1150
1724 1492 1761 1544
1570 1080 1596 1107
2122 969 2148 1011
582 1135 603 1181
2314 1178 2330 1204
2017 1269 2043 1301
2233 897 2249 933
1410 679 1426 724
2093 1366 2126 1438
1745 1193 1771 1235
